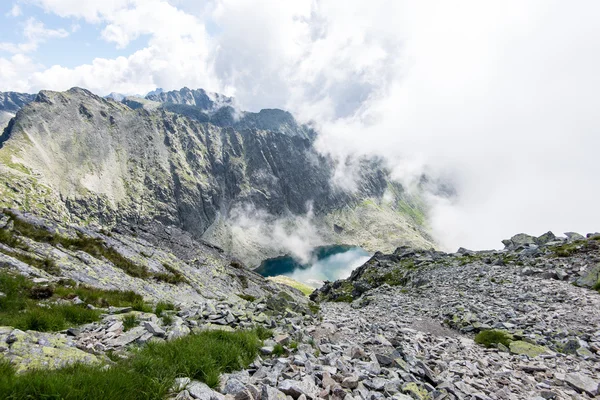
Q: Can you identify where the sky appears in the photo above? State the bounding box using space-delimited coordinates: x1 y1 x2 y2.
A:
1 0 600 251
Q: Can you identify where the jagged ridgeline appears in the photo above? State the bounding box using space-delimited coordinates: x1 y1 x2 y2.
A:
0 87 434 264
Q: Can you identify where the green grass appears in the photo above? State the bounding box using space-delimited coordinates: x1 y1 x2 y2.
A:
4 212 149 278
132 300 152 313
154 264 188 284
0 272 100 331
161 314 173 326
308 302 320 314
272 343 286 356
289 341 298 350
54 285 144 308
0 329 263 400
0 228 22 248
474 330 513 348
333 293 354 303
0 247 61 275
123 315 138 331
154 301 176 316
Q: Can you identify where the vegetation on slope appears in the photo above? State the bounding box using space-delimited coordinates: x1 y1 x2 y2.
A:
0 271 151 331
1 211 186 283
0 329 263 400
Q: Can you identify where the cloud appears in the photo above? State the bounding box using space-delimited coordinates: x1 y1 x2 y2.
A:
6 4 22 17
287 248 372 288
2 0 600 251
0 17 69 54
228 203 324 265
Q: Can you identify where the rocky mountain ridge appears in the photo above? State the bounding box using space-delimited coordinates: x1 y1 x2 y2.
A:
0 87 434 264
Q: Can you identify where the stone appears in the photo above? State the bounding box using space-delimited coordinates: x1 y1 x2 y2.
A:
173 377 191 391
575 264 600 288
144 321 166 337
167 324 191 341
224 378 246 395
364 378 387 391
509 233 537 247
509 341 548 358
341 376 359 389
278 378 318 399
261 385 287 400
106 326 146 347
188 381 225 400
274 334 290 345
564 232 585 241
564 373 599 396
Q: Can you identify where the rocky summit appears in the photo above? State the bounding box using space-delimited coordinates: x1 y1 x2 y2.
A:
0 87 599 400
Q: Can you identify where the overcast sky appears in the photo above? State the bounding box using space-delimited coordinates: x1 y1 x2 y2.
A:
2 0 599 250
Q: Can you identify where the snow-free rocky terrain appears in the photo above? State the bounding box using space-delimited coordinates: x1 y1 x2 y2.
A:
0 87 599 399
1 205 599 399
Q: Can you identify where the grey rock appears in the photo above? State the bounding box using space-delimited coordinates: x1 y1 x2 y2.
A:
341 376 359 389
144 321 166 337
188 381 225 400
278 378 318 399
565 232 585 241
564 372 599 396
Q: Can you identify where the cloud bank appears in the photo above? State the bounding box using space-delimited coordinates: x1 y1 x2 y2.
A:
3 0 600 250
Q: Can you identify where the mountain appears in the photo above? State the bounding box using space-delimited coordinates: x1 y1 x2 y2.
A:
0 91 36 113
0 91 37 131
145 87 234 112
0 87 433 264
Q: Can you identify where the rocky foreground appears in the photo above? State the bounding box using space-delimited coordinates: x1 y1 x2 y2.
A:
170 232 600 400
2 207 600 399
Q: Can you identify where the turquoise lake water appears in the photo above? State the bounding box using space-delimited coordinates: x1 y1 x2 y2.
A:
255 245 371 288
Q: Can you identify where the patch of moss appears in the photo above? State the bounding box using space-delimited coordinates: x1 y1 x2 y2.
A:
474 329 513 348
237 293 256 302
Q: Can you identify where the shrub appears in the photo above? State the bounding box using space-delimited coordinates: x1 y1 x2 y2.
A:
272 343 285 356
154 301 176 316
28 285 54 299
474 329 513 348
0 329 262 399
154 264 187 284
132 300 152 313
123 315 138 332
161 314 173 326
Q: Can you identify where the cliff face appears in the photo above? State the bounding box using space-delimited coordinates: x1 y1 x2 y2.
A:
0 87 434 262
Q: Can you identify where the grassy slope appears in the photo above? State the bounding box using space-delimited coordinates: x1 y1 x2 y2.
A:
0 329 265 400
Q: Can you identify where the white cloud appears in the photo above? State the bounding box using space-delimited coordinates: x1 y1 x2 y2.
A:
6 4 22 17
0 17 69 53
2 0 600 251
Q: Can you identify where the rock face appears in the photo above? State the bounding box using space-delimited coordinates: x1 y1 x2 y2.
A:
0 91 36 113
0 87 434 263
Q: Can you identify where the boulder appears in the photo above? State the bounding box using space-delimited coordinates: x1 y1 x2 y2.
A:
564 373 599 396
